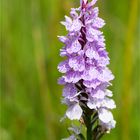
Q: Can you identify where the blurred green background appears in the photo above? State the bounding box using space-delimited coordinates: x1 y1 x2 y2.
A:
0 0 140 140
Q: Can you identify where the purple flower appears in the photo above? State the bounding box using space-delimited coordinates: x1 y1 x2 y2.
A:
62 125 82 140
58 0 116 134
66 103 83 120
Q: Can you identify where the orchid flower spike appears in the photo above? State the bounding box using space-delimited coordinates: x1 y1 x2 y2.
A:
58 0 116 139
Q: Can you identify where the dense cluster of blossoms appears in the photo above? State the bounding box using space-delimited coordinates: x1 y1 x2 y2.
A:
58 0 116 139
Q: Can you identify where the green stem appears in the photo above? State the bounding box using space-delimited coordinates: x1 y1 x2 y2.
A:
86 115 92 140
82 108 100 140
83 109 94 140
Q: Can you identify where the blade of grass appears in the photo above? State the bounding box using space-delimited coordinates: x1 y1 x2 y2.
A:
121 0 138 140
32 26 55 140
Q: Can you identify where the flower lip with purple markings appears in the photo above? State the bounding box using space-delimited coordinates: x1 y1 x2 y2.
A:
58 0 116 133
